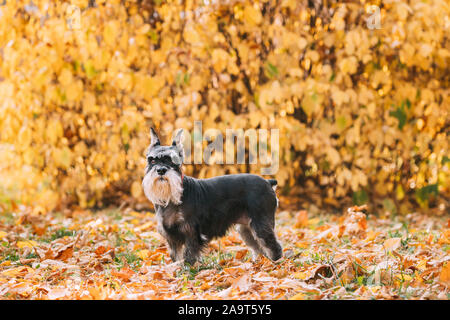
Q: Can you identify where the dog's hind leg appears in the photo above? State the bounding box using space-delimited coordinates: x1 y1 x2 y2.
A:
249 220 283 262
237 224 264 261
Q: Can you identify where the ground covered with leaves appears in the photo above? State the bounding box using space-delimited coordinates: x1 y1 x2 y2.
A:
0 201 449 300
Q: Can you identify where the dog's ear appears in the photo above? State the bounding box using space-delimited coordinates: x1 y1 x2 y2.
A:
172 128 184 147
149 127 161 148
171 128 185 161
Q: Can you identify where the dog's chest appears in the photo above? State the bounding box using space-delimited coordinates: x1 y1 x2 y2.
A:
156 208 185 235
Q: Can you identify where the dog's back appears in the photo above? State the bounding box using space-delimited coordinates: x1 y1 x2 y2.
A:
183 173 278 213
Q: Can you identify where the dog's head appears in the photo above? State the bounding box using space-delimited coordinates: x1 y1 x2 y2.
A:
142 128 184 207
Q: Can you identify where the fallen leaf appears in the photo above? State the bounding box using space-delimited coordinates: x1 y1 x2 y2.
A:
294 210 308 228
235 249 248 260
2 266 33 278
47 288 70 299
289 292 306 300
383 237 402 252
137 249 150 260
293 271 308 280
55 246 73 261
111 267 135 282
17 240 38 248
439 262 450 284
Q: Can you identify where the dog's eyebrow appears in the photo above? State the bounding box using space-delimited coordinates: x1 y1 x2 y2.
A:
156 150 178 159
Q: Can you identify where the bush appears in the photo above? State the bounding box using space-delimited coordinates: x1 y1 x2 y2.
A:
0 0 448 212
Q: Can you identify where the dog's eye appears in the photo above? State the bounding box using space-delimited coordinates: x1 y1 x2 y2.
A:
148 157 155 164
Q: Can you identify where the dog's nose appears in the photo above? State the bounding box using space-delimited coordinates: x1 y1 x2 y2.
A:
157 167 167 175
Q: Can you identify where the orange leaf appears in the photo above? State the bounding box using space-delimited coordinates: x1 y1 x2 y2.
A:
235 249 248 260
294 210 308 228
111 267 134 282
439 263 450 284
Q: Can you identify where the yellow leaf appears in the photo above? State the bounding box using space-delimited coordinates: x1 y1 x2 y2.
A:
416 259 427 271
383 237 401 252
289 292 306 300
131 180 142 198
103 21 119 47
365 230 380 242
369 286 381 294
0 231 7 240
135 221 153 232
395 274 413 281
137 249 150 260
17 240 38 248
308 218 321 226
293 271 308 280
211 49 229 73
244 5 262 26
184 24 201 44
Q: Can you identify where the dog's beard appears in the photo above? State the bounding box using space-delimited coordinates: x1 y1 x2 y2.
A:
142 168 183 207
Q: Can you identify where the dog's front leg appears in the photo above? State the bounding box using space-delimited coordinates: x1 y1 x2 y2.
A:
183 237 201 265
166 237 183 262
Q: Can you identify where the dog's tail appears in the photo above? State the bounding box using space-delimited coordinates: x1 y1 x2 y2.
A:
267 179 277 191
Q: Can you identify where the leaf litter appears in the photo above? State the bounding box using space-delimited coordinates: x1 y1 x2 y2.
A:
0 203 448 300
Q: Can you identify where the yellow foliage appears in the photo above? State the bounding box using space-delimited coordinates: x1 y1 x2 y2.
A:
0 0 448 210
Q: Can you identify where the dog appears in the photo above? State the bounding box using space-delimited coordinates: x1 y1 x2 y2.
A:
142 128 283 265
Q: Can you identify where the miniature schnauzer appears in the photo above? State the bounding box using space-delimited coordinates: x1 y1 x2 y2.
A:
142 128 283 265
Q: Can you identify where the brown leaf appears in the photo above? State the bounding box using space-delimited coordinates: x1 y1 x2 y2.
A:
55 246 73 261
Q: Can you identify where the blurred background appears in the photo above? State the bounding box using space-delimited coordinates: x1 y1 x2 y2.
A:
0 0 448 214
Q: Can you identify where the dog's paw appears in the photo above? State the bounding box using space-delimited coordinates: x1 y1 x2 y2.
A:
183 258 199 267
249 249 261 262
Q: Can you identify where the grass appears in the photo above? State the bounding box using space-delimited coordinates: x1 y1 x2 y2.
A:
176 251 235 280
114 250 142 271
50 228 76 241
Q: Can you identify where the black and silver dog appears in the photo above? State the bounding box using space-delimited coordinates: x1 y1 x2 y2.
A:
142 128 283 265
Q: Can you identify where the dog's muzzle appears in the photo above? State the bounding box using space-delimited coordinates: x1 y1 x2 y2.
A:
142 167 183 207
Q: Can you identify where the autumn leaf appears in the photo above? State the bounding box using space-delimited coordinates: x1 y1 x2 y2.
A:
294 210 308 228
137 249 150 260
111 267 135 283
439 263 450 284
383 238 402 252
17 240 38 248
54 246 74 262
289 292 306 300
0 0 448 301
